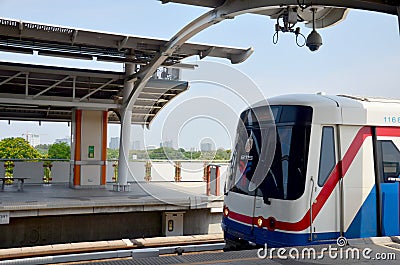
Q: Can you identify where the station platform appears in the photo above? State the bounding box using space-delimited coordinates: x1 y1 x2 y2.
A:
0 182 223 248
0 182 222 215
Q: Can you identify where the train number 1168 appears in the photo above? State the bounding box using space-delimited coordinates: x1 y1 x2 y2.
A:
384 116 400 123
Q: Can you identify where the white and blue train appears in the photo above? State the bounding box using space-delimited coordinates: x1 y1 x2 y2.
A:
222 94 400 248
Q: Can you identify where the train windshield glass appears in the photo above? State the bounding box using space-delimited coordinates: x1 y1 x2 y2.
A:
227 105 312 200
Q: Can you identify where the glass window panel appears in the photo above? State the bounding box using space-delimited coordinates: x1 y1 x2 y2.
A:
318 127 336 187
379 140 400 182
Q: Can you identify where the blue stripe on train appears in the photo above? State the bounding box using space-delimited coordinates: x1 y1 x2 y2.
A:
223 184 399 247
381 183 400 235
345 186 378 238
222 217 339 247
346 184 399 237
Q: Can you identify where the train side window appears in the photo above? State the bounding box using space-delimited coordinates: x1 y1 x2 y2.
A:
378 140 400 182
318 127 336 187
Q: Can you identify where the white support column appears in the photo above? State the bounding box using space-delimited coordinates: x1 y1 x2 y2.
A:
398 6 400 35
118 63 135 187
118 107 132 186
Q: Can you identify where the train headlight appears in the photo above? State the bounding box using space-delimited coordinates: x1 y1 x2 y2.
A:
257 217 263 227
223 206 229 217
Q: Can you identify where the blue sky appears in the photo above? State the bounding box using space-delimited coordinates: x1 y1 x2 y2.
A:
0 1 399 149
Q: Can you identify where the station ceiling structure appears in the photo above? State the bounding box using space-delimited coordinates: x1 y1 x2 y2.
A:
0 17 252 125
0 61 188 125
122 0 399 120
1 1 398 187
157 1 399 52
127 0 399 113
161 0 399 16
1 1 397 126
0 17 250 66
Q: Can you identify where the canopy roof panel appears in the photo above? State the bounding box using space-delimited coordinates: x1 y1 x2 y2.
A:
160 0 399 15
160 0 399 31
0 17 254 125
0 61 188 125
0 17 252 65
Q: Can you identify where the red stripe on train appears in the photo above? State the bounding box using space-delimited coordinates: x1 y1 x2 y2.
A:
227 126 400 232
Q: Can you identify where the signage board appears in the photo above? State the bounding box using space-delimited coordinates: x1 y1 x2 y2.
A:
0 212 10 224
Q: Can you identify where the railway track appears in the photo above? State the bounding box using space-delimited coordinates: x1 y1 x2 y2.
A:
0 234 224 264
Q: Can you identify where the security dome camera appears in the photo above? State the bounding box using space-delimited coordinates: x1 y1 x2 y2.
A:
306 30 323 51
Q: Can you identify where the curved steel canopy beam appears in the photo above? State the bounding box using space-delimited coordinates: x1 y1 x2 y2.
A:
125 0 400 111
124 3 242 111
398 6 400 34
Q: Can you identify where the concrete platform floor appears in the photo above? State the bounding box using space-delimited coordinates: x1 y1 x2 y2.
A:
0 182 223 217
0 182 224 248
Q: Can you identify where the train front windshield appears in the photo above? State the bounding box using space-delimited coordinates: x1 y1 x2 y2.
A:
227 105 313 200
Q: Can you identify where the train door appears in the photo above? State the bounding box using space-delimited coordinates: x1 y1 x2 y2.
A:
344 126 380 238
345 127 400 238
375 133 400 236
310 125 341 242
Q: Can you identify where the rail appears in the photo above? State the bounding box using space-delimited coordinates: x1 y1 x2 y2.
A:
0 234 224 263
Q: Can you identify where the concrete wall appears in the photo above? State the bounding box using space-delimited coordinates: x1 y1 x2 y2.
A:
14 162 45 183
129 161 146 182
183 209 223 235
106 161 116 182
51 162 71 183
0 162 71 184
125 162 228 189
0 212 162 248
0 209 222 248
180 162 205 181
1 161 228 193
151 162 175 181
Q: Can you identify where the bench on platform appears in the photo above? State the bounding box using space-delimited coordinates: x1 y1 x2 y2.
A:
0 177 30 191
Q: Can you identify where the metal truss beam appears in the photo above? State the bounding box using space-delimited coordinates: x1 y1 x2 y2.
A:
0 17 251 65
0 62 123 79
0 72 24 86
33 75 71 98
0 93 118 109
79 78 117 101
25 72 29 96
118 36 129 51
71 30 79 45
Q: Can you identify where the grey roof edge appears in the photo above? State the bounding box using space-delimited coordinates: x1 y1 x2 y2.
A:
0 17 251 63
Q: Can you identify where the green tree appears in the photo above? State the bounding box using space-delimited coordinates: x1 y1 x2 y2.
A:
148 147 169 160
35 144 51 156
178 148 186 153
48 142 70 159
148 147 186 160
0 137 42 159
214 148 231 160
183 150 201 160
107 148 119 160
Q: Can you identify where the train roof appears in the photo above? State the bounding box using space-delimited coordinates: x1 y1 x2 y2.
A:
256 94 400 126
336 95 400 104
266 94 400 107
